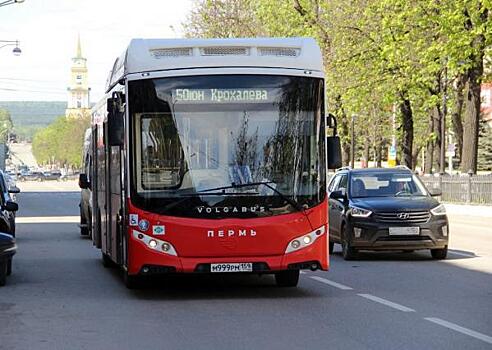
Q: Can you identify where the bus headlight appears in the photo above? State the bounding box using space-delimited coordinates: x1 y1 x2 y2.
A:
285 226 325 254
132 230 177 256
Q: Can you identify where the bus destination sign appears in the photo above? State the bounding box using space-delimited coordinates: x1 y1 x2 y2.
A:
173 88 272 103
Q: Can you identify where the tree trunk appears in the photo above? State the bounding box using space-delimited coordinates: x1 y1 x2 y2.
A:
334 95 351 166
461 70 482 173
399 92 414 168
424 110 434 174
363 135 370 168
433 106 442 172
460 7 487 174
452 74 465 163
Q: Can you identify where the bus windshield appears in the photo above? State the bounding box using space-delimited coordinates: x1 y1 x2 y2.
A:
129 75 325 218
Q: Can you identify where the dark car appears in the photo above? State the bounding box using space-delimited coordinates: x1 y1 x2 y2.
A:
42 171 62 181
0 232 16 286
328 167 448 260
0 171 20 236
21 171 44 181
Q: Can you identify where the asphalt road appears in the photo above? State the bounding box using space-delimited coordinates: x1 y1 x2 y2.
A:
1 185 491 350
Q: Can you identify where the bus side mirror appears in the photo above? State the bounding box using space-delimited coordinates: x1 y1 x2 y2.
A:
327 113 342 169
79 173 90 189
107 94 124 146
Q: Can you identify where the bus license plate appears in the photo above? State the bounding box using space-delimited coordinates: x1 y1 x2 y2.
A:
389 227 420 235
210 263 253 273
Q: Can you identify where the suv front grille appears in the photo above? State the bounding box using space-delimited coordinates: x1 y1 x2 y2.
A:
373 211 430 224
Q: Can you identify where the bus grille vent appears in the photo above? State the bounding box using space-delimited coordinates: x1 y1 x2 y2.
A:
151 48 193 58
200 47 249 56
258 47 300 57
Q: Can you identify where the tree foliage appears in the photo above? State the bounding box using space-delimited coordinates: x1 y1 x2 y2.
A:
32 116 90 168
184 0 491 173
0 108 13 142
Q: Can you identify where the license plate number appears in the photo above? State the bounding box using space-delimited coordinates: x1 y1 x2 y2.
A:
210 263 253 273
389 227 420 235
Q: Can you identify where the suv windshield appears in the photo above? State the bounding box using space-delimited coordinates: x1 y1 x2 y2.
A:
129 74 325 218
350 172 427 198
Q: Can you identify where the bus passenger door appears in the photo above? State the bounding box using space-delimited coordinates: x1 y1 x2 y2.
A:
108 145 122 264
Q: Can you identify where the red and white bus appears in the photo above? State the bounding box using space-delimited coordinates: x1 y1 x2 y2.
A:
80 38 341 288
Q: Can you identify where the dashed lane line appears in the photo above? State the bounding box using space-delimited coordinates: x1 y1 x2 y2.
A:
309 276 353 290
16 216 79 223
424 317 492 345
357 293 416 312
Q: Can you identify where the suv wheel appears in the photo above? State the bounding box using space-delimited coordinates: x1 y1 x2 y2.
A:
329 241 334 254
431 245 447 260
341 225 357 260
6 258 12 276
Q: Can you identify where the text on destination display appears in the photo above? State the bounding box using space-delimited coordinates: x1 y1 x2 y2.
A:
173 89 270 103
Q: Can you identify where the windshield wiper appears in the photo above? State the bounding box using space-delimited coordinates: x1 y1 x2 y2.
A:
198 181 305 212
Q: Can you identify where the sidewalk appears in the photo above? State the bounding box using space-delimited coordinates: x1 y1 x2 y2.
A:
444 203 492 218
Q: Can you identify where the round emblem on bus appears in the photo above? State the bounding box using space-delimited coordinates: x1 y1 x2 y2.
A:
138 219 149 231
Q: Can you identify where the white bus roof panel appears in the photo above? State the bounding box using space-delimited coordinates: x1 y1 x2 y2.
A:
107 37 323 91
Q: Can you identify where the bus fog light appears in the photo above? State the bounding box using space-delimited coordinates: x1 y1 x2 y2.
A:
303 236 312 244
442 226 448 237
162 242 171 252
291 240 301 249
354 228 362 238
142 267 150 273
148 239 157 248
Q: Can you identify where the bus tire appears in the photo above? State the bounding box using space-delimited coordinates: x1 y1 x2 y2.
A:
0 260 7 286
102 252 115 268
123 270 141 289
275 270 299 287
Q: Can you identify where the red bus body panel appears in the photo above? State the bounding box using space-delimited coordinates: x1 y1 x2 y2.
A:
127 199 329 275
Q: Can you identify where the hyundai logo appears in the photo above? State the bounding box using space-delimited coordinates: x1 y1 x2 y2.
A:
397 213 410 220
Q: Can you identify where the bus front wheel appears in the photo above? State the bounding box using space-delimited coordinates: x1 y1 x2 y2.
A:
123 270 141 289
275 270 299 287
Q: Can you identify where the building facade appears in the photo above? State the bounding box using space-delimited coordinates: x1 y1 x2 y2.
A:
66 36 91 118
481 83 492 125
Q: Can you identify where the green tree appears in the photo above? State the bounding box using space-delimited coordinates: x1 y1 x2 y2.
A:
32 116 90 168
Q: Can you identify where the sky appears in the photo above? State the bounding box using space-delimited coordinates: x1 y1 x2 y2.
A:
0 0 193 102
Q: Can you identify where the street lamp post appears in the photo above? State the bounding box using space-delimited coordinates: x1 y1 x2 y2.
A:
0 0 24 8
0 40 21 56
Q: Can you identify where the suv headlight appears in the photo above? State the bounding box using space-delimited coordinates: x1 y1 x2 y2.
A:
430 204 446 216
350 206 372 218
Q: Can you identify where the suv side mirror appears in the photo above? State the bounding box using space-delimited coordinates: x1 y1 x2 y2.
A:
329 189 346 200
79 173 90 189
3 201 18 212
327 113 342 169
8 186 20 194
428 188 442 197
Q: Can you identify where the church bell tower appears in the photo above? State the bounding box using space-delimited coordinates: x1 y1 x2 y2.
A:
66 35 91 118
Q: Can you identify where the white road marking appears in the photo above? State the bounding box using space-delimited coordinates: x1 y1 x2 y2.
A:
448 250 477 258
309 276 353 290
300 271 306 274
357 294 415 312
16 216 79 223
424 317 492 345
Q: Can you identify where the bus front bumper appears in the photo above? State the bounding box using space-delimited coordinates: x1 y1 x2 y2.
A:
128 234 329 275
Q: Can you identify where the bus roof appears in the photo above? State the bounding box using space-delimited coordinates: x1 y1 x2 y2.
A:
106 37 323 92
